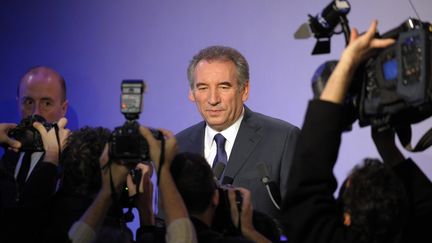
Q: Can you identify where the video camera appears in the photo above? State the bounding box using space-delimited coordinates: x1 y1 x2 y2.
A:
109 80 162 164
312 18 432 129
358 18 432 127
8 114 53 152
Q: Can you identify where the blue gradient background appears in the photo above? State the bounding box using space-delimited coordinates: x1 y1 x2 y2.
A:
1 0 431 234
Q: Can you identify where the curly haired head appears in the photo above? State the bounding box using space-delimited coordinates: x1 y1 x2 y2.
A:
59 126 111 198
341 158 408 243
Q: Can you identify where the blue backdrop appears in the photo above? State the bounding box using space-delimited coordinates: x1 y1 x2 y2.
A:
1 0 431 234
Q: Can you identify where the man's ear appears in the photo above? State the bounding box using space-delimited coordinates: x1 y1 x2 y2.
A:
343 212 351 226
61 100 69 117
241 81 250 102
188 89 196 102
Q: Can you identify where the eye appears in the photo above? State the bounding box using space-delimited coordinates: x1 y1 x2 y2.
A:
219 84 231 90
22 99 33 106
22 99 33 105
196 85 208 91
41 100 53 108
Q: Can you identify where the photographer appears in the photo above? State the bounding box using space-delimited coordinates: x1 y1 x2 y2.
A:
69 126 197 243
280 20 432 243
0 117 69 242
38 126 111 242
0 66 70 242
170 152 271 243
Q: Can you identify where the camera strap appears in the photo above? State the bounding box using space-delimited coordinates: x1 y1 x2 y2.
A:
107 161 129 231
53 124 62 162
396 125 432 152
156 134 165 186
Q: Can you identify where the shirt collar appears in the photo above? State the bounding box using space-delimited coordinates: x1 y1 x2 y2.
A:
205 107 245 149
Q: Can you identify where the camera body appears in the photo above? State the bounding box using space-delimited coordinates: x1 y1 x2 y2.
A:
109 80 162 164
8 115 53 152
110 120 150 163
110 120 162 164
312 18 432 128
212 185 243 235
358 18 432 127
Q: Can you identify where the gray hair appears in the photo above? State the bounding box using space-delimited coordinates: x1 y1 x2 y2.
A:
187 45 249 89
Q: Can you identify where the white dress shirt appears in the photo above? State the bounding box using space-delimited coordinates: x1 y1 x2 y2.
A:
204 108 244 168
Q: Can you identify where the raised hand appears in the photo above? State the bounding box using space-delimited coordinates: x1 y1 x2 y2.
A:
33 117 70 165
0 123 21 151
139 126 178 171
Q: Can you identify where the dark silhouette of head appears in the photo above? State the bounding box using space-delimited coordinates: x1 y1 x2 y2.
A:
59 126 111 198
170 152 217 215
340 158 408 243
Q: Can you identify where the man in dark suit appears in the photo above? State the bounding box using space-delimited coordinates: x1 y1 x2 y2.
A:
176 46 300 218
0 66 70 242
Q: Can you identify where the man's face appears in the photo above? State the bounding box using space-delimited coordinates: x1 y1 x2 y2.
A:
18 69 68 123
189 60 249 131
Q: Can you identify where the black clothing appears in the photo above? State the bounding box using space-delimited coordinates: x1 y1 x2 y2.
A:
280 100 432 243
0 150 57 208
0 149 58 242
191 216 253 243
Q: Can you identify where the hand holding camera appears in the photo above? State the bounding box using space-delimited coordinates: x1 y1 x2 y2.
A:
341 20 395 71
7 115 70 165
7 114 53 152
127 163 153 196
0 123 21 151
228 188 256 233
228 187 272 243
34 117 70 165
126 163 155 225
139 126 177 171
320 20 395 105
99 144 131 195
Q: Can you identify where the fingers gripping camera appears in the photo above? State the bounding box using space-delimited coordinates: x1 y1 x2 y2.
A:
8 114 53 152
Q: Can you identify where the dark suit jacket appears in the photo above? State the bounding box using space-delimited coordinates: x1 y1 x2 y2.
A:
176 106 300 218
0 149 58 242
280 100 432 243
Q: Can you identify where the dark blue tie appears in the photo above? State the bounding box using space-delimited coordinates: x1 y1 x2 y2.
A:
213 133 227 168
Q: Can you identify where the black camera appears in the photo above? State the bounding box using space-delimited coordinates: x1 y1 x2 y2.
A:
212 184 243 236
358 18 432 127
109 80 162 164
313 18 432 128
110 120 163 164
8 114 53 152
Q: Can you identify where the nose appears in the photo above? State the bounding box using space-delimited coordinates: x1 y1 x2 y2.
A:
208 88 220 105
31 101 41 116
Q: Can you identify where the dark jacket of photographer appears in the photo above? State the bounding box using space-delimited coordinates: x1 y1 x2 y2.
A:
0 149 58 242
190 216 253 243
280 100 432 243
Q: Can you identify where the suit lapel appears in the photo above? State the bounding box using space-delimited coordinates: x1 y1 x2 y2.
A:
225 107 262 178
188 121 206 155
0 150 20 178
